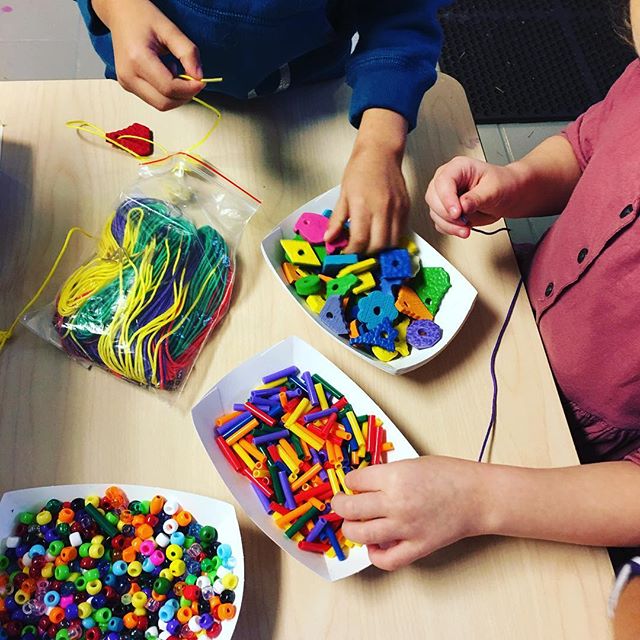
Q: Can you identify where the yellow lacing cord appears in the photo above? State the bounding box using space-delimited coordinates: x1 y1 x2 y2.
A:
0 75 225 355
0 227 93 353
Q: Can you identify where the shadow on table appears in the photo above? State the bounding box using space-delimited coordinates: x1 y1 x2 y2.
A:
0 141 33 313
233 524 283 640
354 535 502 585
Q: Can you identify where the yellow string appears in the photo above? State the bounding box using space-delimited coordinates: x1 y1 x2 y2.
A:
0 74 224 357
0 227 93 353
66 76 223 161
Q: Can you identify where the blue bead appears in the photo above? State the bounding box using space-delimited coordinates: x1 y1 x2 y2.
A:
379 249 412 280
319 295 348 336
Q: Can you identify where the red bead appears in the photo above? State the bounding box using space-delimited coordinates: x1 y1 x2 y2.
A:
145 515 159 528
79 557 95 570
206 622 222 638
70 522 82 533
103 586 117 601
136 617 148 632
182 585 200 601
6 621 22 637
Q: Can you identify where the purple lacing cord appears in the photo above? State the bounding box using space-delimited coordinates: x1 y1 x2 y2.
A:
477 277 524 462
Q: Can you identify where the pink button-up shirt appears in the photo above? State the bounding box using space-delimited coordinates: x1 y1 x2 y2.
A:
527 59 640 464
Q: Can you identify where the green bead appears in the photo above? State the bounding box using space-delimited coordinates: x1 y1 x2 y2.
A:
94 608 112 624
56 523 70 537
199 526 217 544
79 543 91 558
84 568 100 581
211 556 222 571
179 596 191 608
314 245 327 262
0 555 9 571
74 576 88 591
54 565 70 581
121 594 132 606
48 541 64 557
105 512 119 525
185 574 197 585
46 499 63 514
55 630 69 640
200 559 214 573
129 500 143 515
18 512 35 525
325 273 358 297
183 535 196 549
294 274 322 296
20 625 36 636
413 266 451 316
140 501 150 515
153 577 171 595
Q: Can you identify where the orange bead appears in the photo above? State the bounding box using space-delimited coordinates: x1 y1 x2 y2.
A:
59 547 77 563
176 607 193 624
49 607 65 624
130 538 143 552
175 511 192 527
123 613 139 629
217 604 236 620
57 508 75 524
105 486 128 509
128 583 141 595
135 524 154 540
149 495 165 515
122 547 137 563
119 510 133 524
21 579 36 595
131 515 146 527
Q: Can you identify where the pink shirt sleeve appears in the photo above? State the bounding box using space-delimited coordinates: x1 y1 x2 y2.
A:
561 100 607 171
562 60 640 171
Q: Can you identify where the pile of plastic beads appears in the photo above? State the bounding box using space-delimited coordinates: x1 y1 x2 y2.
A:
214 366 394 561
54 197 233 390
0 487 240 640
279 210 451 362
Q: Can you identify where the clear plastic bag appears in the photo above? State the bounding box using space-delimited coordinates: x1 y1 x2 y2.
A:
24 153 259 391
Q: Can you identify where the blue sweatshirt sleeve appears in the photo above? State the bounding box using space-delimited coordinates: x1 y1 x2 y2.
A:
346 0 451 131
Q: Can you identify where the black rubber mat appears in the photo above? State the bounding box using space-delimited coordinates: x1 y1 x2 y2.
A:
438 0 637 123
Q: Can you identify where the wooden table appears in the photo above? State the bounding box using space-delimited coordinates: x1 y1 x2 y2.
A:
0 76 614 639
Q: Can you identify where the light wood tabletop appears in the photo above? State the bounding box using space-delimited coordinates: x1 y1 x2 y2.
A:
0 75 613 639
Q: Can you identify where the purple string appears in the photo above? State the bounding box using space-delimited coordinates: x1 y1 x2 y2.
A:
477 277 524 463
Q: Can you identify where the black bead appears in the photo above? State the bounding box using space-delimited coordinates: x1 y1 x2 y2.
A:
545 282 554 297
220 589 235 604
577 248 588 264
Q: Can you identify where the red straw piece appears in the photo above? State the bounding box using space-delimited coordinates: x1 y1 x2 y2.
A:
298 541 331 553
215 436 242 473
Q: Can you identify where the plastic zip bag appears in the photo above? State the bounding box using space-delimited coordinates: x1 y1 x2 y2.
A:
24 153 259 391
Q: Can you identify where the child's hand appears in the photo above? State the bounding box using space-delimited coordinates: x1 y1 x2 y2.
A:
325 109 409 254
425 157 525 239
93 0 204 111
332 456 491 570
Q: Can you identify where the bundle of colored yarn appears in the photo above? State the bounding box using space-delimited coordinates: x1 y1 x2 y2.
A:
53 197 233 390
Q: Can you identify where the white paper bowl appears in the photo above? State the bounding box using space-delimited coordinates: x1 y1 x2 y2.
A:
261 186 478 375
191 336 419 581
0 484 244 640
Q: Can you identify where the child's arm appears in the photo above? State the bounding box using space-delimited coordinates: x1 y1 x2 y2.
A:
92 0 204 110
614 576 640 639
325 108 409 254
326 0 451 254
426 135 582 238
332 456 640 570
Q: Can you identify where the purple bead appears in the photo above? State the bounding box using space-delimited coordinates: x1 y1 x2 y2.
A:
262 366 299 384
167 620 180 634
286 389 303 399
199 614 214 630
406 320 443 349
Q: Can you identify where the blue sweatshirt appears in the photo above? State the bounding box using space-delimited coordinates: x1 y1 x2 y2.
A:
77 0 450 130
